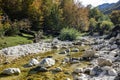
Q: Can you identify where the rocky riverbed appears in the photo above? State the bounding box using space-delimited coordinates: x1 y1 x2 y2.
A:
0 33 120 80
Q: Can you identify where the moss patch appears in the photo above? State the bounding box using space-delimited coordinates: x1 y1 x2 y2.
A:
0 47 89 80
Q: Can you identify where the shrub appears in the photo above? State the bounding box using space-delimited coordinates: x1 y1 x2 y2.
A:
59 27 80 41
0 22 10 37
99 21 114 35
0 23 4 37
5 22 19 36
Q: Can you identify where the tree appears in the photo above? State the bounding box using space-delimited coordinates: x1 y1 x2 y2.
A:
0 0 42 30
27 0 42 30
89 7 103 21
61 0 89 31
98 15 111 22
98 21 114 35
0 0 23 20
110 10 120 25
89 18 97 35
43 4 63 34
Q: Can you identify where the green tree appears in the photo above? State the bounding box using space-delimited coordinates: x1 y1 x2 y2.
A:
98 15 111 22
89 18 97 35
89 7 103 21
0 0 35 20
43 4 63 34
98 21 114 35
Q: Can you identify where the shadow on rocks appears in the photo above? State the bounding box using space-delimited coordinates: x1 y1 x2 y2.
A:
114 72 120 80
0 73 18 78
29 66 48 74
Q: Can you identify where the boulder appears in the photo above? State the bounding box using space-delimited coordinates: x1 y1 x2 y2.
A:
38 58 55 67
110 44 118 50
97 58 112 66
59 51 67 54
70 58 80 63
116 33 120 39
52 45 60 49
54 67 62 72
52 38 60 44
28 58 39 67
84 68 92 75
101 66 111 71
65 78 71 80
61 46 68 49
2 68 21 75
63 57 70 63
90 66 103 76
108 68 117 76
71 48 79 52
73 41 82 45
74 68 83 73
90 69 96 76
65 49 71 53
82 49 96 58
73 74 87 80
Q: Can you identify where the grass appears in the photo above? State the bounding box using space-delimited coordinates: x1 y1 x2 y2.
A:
0 47 89 80
0 35 33 50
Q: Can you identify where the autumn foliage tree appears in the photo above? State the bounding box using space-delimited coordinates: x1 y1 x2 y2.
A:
61 0 89 31
110 10 120 25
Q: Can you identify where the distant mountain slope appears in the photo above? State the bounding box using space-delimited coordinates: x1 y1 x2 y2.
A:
98 0 120 14
98 3 115 11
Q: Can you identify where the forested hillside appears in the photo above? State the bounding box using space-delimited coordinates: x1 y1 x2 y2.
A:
98 0 120 14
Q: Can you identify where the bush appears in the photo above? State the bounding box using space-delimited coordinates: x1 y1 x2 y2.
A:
0 23 4 37
5 22 19 36
59 27 79 41
0 22 10 37
99 21 114 35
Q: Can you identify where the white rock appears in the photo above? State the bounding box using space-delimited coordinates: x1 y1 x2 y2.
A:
108 69 117 76
2 68 21 75
73 74 87 80
97 58 112 66
38 58 55 67
2 42 52 57
74 68 83 73
90 69 96 76
28 58 39 66
52 45 60 49
63 57 70 63
59 51 67 54
110 44 118 50
82 49 95 58
65 78 71 80
116 33 120 39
